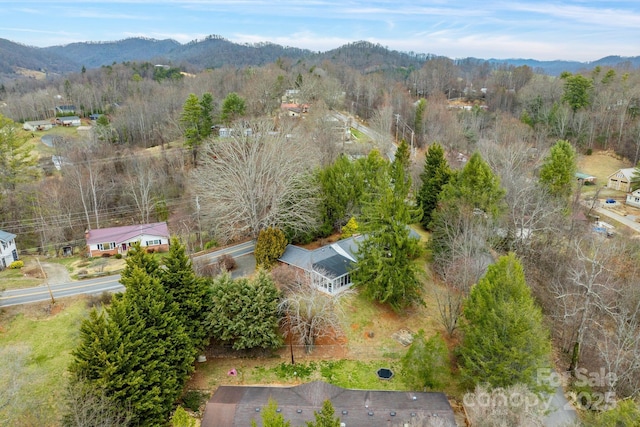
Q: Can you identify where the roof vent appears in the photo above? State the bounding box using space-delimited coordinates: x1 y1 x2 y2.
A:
390 411 396 416
255 408 260 412
410 412 416 417
342 410 348 415
368 411 374 416
297 409 302 414
276 408 282 413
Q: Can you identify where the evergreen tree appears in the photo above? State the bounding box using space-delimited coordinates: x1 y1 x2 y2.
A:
251 398 291 427
539 139 577 200
340 217 358 238
122 241 159 279
208 271 282 350
199 92 214 140
417 143 451 229
439 151 505 219
220 92 246 125
181 93 203 164
390 139 411 199
458 253 551 391
160 237 212 350
353 182 423 312
305 400 341 427
70 265 195 426
560 72 593 113
0 114 39 192
255 227 288 269
401 330 450 390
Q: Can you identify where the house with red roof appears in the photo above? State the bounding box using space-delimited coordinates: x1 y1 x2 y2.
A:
85 222 170 257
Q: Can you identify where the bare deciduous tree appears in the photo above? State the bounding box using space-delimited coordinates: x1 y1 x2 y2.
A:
63 379 133 427
278 270 348 353
192 119 321 243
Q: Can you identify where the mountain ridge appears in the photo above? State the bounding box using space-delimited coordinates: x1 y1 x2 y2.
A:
1 36 638 79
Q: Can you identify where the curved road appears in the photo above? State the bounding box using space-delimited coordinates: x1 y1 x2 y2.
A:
0 240 255 308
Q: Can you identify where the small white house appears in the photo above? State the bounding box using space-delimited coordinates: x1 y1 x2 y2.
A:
85 222 170 257
23 120 54 132
0 229 19 269
626 189 640 208
56 116 81 127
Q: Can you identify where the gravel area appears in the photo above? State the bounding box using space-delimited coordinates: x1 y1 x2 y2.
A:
41 263 72 285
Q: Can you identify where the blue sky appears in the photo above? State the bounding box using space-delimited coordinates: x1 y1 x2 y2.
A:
1 1 639 61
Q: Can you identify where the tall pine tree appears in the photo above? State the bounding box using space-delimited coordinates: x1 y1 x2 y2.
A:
417 143 451 229
352 143 423 312
160 237 212 350
70 261 195 426
458 253 551 391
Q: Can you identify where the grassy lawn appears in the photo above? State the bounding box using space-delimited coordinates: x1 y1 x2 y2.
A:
0 265 42 290
350 127 366 140
578 150 630 199
0 298 89 425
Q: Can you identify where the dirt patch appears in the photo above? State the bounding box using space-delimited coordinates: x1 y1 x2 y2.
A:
42 263 72 285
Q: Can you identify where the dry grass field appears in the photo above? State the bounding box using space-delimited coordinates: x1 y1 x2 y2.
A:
577 150 631 198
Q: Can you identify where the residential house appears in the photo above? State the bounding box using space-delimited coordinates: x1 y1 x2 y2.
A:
55 105 76 115
280 103 309 118
279 229 420 295
85 222 170 257
576 172 596 185
626 189 640 208
0 229 19 269
607 168 639 192
56 116 81 127
278 235 364 295
201 380 456 427
22 120 54 132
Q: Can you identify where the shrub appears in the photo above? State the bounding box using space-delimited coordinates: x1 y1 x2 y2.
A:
255 227 288 269
86 291 114 308
341 217 359 238
146 248 155 254
101 253 112 258
114 253 122 259
9 260 24 269
180 390 209 414
204 240 218 250
218 254 236 271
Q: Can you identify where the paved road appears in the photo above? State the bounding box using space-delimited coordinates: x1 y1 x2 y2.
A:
584 201 640 234
0 240 256 308
543 384 578 427
332 111 397 160
0 275 124 307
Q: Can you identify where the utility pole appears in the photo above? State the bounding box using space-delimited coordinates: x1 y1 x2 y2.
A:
36 257 55 305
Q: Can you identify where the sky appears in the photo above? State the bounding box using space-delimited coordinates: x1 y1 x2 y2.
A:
1 1 639 62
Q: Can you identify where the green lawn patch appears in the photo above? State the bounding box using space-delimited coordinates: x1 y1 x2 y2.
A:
0 299 89 425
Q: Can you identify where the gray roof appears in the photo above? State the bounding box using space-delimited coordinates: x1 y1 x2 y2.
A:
0 229 16 243
278 235 365 278
202 381 456 427
279 228 421 279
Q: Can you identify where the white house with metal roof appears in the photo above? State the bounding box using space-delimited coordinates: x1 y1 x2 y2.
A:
279 228 420 295
278 235 365 295
0 229 19 269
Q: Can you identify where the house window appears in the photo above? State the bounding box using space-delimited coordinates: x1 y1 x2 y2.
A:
97 242 115 251
145 239 161 246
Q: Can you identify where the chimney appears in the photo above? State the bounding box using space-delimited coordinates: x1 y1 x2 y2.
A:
84 229 90 240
